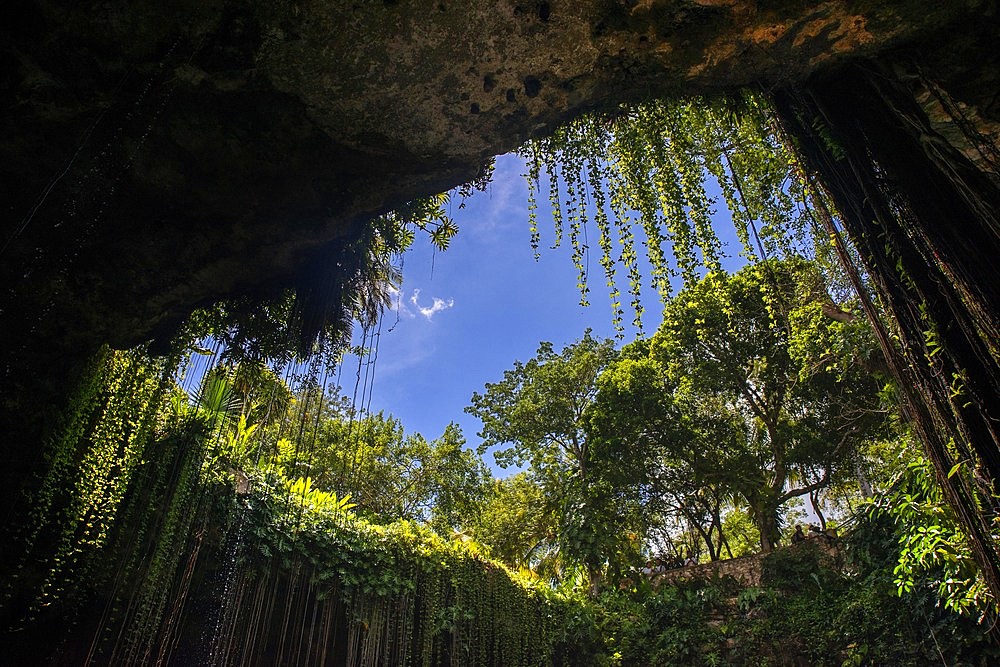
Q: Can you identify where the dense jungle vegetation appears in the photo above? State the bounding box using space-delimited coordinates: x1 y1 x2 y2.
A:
3 91 999 665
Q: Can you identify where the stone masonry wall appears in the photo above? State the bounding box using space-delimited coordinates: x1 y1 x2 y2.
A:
655 536 842 588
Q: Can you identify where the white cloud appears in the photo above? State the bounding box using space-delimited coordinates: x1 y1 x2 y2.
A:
410 288 455 320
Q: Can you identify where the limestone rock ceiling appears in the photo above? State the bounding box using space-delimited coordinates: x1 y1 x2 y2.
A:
0 0 983 369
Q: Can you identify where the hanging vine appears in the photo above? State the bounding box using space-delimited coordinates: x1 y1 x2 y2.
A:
517 92 820 338
769 62 1000 611
4 348 176 628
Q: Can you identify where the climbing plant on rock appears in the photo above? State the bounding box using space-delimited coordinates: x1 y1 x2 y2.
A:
4 349 177 625
769 65 1000 609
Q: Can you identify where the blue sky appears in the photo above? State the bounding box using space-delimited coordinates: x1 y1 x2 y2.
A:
348 153 745 474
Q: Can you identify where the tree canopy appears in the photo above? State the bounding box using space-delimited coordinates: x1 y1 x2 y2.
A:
602 259 887 552
464 258 891 579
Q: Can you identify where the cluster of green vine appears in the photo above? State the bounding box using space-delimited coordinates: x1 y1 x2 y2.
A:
226 472 594 666
6 349 175 624
4 346 266 664
9 339 593 665
519 93 819 336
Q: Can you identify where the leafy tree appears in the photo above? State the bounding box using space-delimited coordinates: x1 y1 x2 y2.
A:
468 331 617 482
621 258 887 551
466 331 624 581
589 350 745 562
468 472 559 575
271 395 489 530
424 424 494 536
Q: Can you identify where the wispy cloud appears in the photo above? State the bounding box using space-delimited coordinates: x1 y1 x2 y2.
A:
410 288 455 320
386 286 455 321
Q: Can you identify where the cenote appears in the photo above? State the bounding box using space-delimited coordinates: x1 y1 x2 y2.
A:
2 2 1000 665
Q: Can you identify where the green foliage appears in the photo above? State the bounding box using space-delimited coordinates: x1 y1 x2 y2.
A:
720 509 760 559
864 457 994 619
642 258 887 550
827 468 1000 665
759 541 840 593
12 345 601 666
181 181 474 366
468 331 617 477
465 258 890 580
465 473 559 574
7 349 176 619
265 391 490 531
577 258 888 561
466 331 630 581
13 321 998 667
519 93 827 336
286 476 357 516
574 524 998 667
233 467 597 667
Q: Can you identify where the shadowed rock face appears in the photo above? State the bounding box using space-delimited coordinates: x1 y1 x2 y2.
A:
0 1 994 495
0 1 979 361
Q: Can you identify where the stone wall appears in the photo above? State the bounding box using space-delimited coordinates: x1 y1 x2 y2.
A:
655 537 842 588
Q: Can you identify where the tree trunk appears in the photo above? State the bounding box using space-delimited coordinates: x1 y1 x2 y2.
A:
710 504 725 561
750 499 780 553
852 453 874 500
809 488 827 532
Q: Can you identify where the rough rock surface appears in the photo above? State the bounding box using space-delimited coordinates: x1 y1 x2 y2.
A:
0 1 983 363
